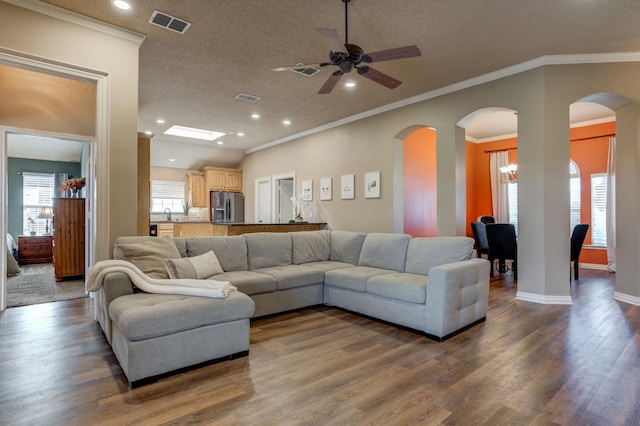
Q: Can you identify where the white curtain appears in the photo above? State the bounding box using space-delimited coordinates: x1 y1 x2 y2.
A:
606 136 616 272
489 151 509 222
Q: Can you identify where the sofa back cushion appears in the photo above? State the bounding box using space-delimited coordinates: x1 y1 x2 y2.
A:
115 236 187 259
115 236 181 279
358 233 411 272
185 236 248 272
329 231 366 265
291 230 331 264
405 237 474 275
244 232 292 270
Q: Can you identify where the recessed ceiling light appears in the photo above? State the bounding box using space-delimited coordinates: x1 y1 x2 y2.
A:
345 82 356 88
113 0 130 10
144 131 152 135
216 141 224 145
164 125 226 141
283 120 291 125
168 156 176 162
237 132 245 137
156 119 165 124
251 113 260 119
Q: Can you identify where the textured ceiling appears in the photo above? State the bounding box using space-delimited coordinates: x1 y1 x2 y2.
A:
27 0 640 169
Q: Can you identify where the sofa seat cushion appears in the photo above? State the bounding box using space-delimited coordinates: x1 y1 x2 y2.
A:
366 272 428 304
299 261 355 273
253 265 325 290
211 270 277 295
325 266 394 292
109 291 255 341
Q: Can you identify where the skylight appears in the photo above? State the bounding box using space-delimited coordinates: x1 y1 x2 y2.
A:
164 125 226 141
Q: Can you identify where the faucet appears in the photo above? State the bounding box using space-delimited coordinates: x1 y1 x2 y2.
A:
164 208 172 221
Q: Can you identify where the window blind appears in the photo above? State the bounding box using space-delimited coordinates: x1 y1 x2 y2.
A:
151 180 185 213
22 172 55 235
591 173 607 246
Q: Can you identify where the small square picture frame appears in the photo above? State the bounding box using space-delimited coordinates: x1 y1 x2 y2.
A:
320 177 332 201
341 174 355 200
364 171 380 199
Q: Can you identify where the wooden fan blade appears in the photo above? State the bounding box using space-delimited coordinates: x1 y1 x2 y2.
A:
366 45 421 62
272 63 323 72
318 73 342 94
360 67 401 89
317 27 347 53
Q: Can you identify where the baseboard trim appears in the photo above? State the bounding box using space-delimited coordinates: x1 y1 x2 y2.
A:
516 291 573 305
581 263 610 271
613 292 640 306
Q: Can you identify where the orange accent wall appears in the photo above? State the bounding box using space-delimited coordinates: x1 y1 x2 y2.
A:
465 121 615 265
404 127 437 236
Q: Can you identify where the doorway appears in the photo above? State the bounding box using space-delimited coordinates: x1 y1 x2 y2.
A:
5 132 91 307
272 172 296 224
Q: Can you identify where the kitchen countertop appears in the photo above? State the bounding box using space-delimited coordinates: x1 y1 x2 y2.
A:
151 221 326 225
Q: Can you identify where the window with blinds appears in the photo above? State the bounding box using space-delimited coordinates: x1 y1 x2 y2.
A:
22 172 55 235
151 180 185 213
506 160 581 237
591 173 607 246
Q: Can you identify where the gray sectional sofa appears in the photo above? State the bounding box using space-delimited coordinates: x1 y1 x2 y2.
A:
91 230 490 386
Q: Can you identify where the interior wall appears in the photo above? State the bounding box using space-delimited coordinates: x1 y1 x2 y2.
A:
403 127 437 236
0 1 141 260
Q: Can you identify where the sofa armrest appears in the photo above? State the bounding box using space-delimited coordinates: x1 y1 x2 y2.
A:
94 272 135 344
423 258 490 339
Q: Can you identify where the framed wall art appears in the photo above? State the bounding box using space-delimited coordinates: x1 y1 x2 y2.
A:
320 177 332 201
301 179 313 201
341 174 355 200
364 171 380 199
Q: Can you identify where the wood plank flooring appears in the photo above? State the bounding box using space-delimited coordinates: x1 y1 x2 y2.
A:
1 270 639 425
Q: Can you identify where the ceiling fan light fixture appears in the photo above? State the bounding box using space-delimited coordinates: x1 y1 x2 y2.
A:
164 125 226 141
345 81 356 88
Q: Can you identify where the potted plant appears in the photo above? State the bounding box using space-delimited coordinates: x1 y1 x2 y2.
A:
182 202 190 221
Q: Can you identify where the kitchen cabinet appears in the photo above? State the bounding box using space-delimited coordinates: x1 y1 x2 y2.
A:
202 167 242 192
53 198 85 281
157 223 174 237
186 172 205 207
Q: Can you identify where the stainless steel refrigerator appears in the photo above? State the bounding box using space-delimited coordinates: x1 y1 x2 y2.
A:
211 191 244 223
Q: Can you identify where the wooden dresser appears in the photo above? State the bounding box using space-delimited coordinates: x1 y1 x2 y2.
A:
17 235 53 264
53 198 85 281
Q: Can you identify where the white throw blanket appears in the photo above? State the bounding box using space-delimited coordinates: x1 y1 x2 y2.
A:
86 259 237 299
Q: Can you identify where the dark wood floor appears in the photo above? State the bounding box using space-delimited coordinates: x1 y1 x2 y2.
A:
1 269 639 425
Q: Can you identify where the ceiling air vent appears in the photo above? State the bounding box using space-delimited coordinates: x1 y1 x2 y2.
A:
291 64 320 77
149 10 191 34
235 93 262 103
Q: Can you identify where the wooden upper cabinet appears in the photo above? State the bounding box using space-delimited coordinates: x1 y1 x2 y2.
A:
202 167 242 192
186 172 205 207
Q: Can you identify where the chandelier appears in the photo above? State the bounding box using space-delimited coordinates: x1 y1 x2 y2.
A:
499 164 518 184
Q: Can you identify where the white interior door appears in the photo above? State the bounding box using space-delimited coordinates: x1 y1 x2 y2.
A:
271 172 295 224
255 176 271 223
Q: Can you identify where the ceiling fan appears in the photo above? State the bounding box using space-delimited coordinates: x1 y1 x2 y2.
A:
272 0 422 94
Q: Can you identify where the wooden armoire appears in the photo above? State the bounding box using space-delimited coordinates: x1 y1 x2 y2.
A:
53 197 85 281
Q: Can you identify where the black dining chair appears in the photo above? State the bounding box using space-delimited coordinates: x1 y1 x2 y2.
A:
478 215 496 224
571 224 589 281
470 221 489 258
485 223 518 280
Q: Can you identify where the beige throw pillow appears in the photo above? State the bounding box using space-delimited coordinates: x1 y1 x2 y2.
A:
118 236 181 279
164 250 224 279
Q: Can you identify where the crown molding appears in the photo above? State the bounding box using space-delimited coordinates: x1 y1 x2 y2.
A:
248 52 640 154
3 0 146 45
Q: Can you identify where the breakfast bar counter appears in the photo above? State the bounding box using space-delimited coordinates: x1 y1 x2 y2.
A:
152 221 327 237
